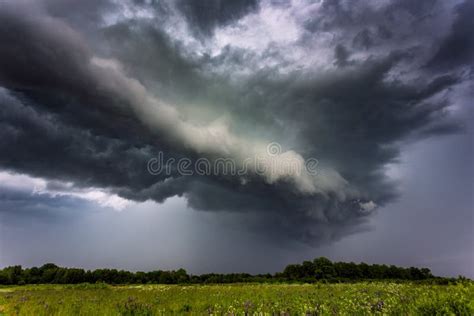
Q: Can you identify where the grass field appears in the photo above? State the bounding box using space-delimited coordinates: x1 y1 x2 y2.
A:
1 282 473 315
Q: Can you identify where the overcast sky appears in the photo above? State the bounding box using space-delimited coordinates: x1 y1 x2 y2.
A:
0 0 472 277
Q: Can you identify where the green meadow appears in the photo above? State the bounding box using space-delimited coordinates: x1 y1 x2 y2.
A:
1 282 473 315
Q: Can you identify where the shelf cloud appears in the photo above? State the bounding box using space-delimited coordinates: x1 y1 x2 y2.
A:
0 0 472 247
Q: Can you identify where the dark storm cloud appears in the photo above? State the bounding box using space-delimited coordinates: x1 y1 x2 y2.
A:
99 20 207 104
333 44 351 68
0 0 471 246
176 0 259 35
0 185 95 223
251 54 459 199
0 86 195 204
425 0 474 71
0 6 181 192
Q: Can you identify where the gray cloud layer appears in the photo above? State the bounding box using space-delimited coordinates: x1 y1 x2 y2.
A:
0 0 472 246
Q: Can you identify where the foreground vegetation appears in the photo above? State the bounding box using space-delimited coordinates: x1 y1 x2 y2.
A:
1 282 473 315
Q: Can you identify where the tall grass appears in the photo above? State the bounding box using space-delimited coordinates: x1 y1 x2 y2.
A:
1 282 473 315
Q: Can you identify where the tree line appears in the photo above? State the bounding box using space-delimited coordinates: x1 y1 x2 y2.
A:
0 257 453 285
